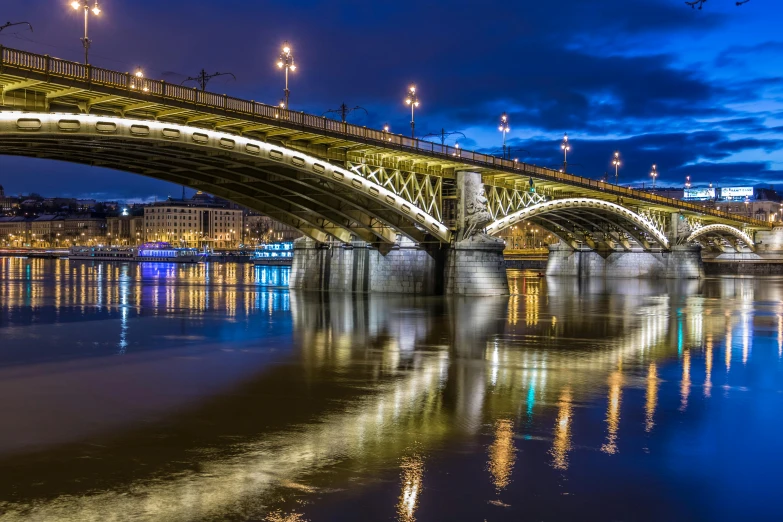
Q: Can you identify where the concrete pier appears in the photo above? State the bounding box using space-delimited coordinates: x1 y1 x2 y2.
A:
289 236 509 296
545 243 704 279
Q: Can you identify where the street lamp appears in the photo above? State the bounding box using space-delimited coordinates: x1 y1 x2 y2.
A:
71 1 101 65
561 133 570 173
685 175 691 189
612 151 621 185
650 164 658 189
130 68 147 91
498 113 510 159
276 41 296 109
405 85 419 139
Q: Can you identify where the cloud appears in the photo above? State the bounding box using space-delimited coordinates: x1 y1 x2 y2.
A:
0 0 780 199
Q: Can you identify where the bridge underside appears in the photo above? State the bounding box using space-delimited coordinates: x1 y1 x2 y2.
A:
487 198 670 252
0 115 449 247
687 224 756 253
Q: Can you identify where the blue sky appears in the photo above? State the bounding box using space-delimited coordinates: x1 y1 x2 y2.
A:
0 0 781 200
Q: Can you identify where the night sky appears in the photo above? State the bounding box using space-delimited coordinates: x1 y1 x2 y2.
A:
0 0 781 201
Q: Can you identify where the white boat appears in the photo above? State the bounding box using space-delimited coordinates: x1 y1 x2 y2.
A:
68 242 206 263
252 241 294 266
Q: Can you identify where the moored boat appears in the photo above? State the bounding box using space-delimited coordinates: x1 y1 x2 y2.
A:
68 242 206 263
252 241 294 266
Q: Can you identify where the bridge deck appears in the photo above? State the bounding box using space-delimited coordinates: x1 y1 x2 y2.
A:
0 45 773 230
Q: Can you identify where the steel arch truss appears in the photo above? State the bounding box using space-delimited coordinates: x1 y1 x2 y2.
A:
686 224 755 253
486 198 671 251
0 113 451 245
485 186 546 221
346 161 443 221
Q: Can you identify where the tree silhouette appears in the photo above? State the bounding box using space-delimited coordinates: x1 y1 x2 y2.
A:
685 0 750 9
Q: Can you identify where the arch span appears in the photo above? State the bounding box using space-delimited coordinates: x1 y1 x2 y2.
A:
486 197 670 251
0 112 450 245
687 224 754 252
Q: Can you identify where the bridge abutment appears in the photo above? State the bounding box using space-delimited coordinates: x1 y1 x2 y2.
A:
545 243 703 279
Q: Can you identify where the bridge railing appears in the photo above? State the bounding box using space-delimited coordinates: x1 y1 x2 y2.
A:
0 45 774 228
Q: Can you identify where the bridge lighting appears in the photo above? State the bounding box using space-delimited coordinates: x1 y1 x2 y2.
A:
277 41 296 109
650 164 658 189
71 1 101 65
498 113 510 159
405 85 419 138
612 151 621 185
561 133 570 172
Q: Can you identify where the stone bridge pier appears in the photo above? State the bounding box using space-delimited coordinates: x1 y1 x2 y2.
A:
289 171 510 296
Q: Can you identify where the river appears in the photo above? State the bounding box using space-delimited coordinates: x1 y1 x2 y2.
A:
0 257 781 521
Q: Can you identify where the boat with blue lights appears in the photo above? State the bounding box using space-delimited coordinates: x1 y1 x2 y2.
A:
252 241 294 266
68 242 206 263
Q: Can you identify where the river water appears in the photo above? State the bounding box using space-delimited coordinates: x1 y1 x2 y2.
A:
0 257 781 522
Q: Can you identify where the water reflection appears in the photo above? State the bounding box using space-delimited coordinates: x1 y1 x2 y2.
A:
550 387 573 471
601 370 623 454
645 363 657 432
397 451 424 522
488 419 516 495
1 261 783 521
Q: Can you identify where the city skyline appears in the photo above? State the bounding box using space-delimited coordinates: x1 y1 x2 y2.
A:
0 0 781 200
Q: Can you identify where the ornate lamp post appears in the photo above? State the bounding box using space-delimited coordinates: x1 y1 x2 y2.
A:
276 42 297 109
405 85 419 138
561 133 570 173
71 1 101 65
612 151 621 185
650 164 658 189
498 113 509 159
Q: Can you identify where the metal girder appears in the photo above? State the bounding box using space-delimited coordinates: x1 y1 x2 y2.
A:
46 87 86 100
122 101 159 113
186 114 219 124
526 216 580 250
1 79 43 93
155 108 190 119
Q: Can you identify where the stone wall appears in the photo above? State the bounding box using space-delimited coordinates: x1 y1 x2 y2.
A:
290 237 440 294
704 261 783 275
290 236 510 295
444 236 510 295
546 244 704 279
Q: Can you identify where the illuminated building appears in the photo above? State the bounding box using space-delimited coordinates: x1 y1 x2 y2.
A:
144 200 244 250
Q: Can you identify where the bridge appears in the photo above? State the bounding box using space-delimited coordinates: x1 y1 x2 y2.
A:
0 45 779 294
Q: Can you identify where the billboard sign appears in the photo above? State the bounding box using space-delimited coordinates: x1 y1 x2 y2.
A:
683 188 715 200
721 187 754 199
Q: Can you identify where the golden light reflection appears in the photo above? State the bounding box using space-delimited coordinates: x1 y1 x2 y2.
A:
680 349 691 411
508 293 519 326
550 387 572 470
525 280 540 326
704 335 713 398
742 313 750 365
265 511 309 522
645 363 657 433
778 315 782 359
600 371 622 454
397 452 424 522
725 316 732 372
488 419 516 494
